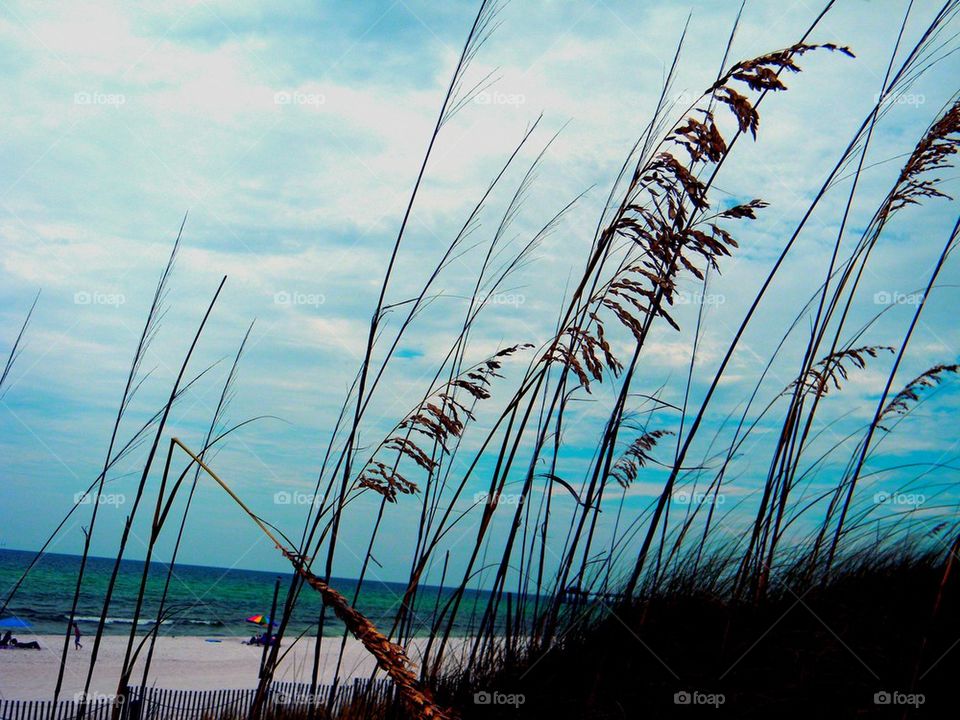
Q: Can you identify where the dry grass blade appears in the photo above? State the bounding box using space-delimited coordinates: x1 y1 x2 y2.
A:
609 429 673 489
282 550 455 720
169 438 455 719
709 43 853 137
543 45 839 397
358 460 419 502
880 363 960 425
358 343 533 501
791 345 895 398
711 42 854 93
885 99 960 215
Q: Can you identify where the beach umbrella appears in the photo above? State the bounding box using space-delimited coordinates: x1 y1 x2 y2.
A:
245 614 274 626
0 616 31 628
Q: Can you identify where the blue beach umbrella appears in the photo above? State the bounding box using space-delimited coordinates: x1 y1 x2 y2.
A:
0 616 31 628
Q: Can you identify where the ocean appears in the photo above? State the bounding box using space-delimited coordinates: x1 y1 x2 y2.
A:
0 549 491 638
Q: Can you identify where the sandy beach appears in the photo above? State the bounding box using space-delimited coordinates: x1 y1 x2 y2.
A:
0 635 458 700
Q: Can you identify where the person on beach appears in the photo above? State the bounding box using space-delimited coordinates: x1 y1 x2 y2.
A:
73 622 82 649
0 630 11 646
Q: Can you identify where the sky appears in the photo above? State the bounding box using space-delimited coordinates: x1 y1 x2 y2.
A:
1 0 958 587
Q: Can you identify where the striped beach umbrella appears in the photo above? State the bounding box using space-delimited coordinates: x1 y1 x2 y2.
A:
245 614 274 626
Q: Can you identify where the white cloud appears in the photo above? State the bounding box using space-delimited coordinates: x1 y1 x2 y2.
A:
1 0 958 577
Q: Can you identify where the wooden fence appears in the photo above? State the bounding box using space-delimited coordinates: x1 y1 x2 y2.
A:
0 679 398 720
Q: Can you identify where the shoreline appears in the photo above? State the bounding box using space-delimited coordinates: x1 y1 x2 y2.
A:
0 634 462 700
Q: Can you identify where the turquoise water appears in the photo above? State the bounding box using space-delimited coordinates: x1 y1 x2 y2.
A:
0 549 488 638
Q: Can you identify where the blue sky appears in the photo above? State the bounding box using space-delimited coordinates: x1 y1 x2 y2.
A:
1 0 958 585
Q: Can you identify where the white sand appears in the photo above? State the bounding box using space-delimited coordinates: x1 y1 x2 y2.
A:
0 635 465 700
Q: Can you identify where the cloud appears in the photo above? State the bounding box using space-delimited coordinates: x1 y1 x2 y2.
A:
1 0 958 581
